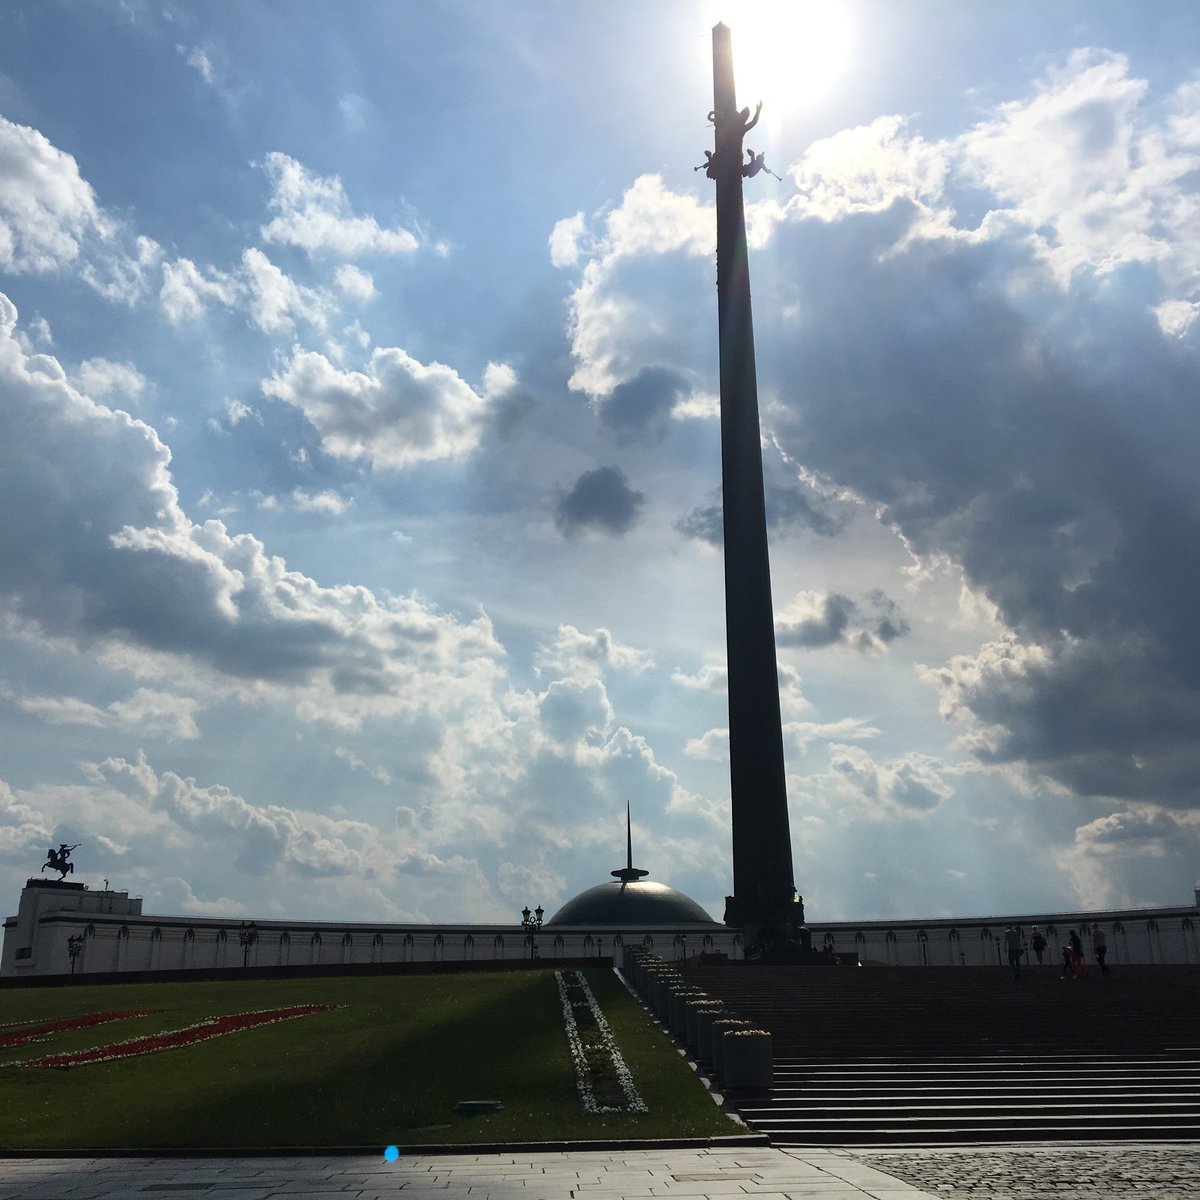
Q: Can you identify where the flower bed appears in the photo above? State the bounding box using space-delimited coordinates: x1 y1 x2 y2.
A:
555 970 646 1114
0 1011 151 1049
13 1004 336 1068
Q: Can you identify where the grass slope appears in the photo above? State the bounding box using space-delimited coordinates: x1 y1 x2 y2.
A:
0 969 735 1148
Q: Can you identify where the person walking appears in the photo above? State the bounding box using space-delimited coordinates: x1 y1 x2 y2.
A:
1060 938 1074 977
1092 923 1109 975
1003 925 1022 980
1031 926 1047 965
1069 928 1087 976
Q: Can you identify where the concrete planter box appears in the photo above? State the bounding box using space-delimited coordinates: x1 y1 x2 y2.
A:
710 1018 753 1074
722 1031 773 1093
670 990 706 1036
684 998 714 1052
694 1007 726 1063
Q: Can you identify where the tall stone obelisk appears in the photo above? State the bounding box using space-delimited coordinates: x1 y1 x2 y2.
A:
706 23 797 937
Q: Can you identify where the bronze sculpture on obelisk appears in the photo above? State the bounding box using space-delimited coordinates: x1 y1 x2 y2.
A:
701 24 803 952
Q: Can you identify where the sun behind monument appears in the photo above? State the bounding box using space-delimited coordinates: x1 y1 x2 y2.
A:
717 1 854 110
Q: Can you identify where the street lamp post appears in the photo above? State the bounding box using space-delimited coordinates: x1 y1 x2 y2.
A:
521 905 543 960
66 935 84 976
239 921 258 968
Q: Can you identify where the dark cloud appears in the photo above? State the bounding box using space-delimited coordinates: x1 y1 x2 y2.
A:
777 589 909 652
554 465 645 538
677 481 838 545
599 365 690 443
777 593 855 648
0 294 499 699
761 198 1200 806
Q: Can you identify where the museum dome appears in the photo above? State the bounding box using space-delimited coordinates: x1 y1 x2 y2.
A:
547 878 716 926
545 803 718 927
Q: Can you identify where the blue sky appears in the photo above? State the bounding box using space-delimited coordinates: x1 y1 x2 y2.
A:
2 0 1200 928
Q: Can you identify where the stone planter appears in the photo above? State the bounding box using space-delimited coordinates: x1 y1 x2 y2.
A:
722 1030 773 1093
653 974 680 1018
670 990 706 1036
684 998 714 1053
710 1018 753 1075
693 1006 726 1063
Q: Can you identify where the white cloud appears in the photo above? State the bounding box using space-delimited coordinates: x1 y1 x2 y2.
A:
783 717 880 753
683 727 728 762
534 624 654 681
262 346 520 470
671 662 727 692
176 44 216 87
1057 805 1200 909
0 291 504 735
558 174 713 396
786 114 952 227
958 49 1200 289
160 249 330 334
549 211 588 268
825 745 955 821
0 115 113 274
291 488 353 515
73 357 146 403
258 152 420 258
18 688 200 740
224 397 260 427
335 263 376 300
160 256 239 323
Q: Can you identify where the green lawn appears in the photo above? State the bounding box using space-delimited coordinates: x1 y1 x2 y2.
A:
0 969 736 1148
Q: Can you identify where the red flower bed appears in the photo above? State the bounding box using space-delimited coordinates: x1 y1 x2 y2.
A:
0 1011 151 1049
16 1004 336 1068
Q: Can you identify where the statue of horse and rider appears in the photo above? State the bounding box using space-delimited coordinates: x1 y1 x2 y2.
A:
41 843 79 880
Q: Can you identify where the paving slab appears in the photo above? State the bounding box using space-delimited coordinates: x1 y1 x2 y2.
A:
16 1143 1200 1200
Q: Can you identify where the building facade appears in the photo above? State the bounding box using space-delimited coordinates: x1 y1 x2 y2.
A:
1 879 737 979
5 878 1198 980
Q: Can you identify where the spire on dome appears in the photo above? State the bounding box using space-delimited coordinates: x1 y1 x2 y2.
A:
611 801 650 883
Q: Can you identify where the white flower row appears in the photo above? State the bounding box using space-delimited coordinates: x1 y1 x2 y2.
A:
555 969 647 1114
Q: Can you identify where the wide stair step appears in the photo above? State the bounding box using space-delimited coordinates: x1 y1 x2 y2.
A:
675 963 1200 1144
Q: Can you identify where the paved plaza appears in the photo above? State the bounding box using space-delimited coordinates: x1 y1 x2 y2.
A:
1 1144 1198 1200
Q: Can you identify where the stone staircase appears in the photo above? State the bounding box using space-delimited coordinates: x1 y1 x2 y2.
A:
679 963 1200 1143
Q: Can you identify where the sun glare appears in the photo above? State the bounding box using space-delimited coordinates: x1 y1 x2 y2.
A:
719 1 855 112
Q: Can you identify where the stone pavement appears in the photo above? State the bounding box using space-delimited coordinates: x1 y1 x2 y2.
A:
0 1147 938 1200
0 1144 1199 1200
848 1142 1200 1200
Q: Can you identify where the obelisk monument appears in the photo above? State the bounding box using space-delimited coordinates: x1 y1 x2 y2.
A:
704 23 798 940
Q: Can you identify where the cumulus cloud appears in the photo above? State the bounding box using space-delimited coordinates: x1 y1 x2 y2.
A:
72 357 146 404
548 211 588 268
554 465 645 538
0 115 113 274
957 49 1200 289
538 678 613 745
824 745 955 821
534 625 654 680
263 347 519 470
786 114 952 230
0 291 503 731
677 476 838 545
598 365 693 443
258 152 420 258
1057 805 1200 909
291 488 353 515
714 51 1200 820
334 263 376 300
776 589 910 653
683 727 728 762
160 248 333 334
18 688 201 740
556 174 713 397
